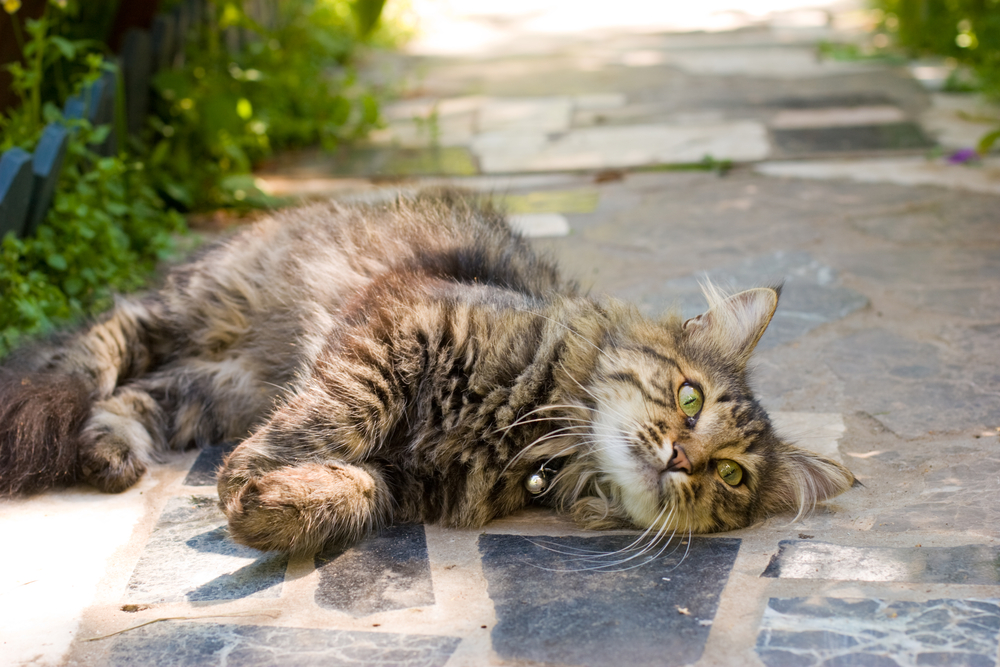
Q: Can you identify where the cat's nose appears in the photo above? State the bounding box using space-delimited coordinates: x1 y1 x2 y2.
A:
666 444 692 475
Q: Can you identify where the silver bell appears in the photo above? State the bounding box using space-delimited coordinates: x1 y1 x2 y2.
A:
525 471 548 495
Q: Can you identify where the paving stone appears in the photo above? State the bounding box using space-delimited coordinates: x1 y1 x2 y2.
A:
872 446 1000 535
500 188 599 214
621 250 868 351
316 524 434 616
99 621 460 667
480 533 740 667
183 442 238 487
323 147 479 177
125 496 287 604
756 597 1000 667
770 106 908 129
472 122 770 173
772 123 933 154
763 541 1000 584
659 47 881 78
478 96 573 132
508 212 570 237
822 329 999 438
919 93 1000 151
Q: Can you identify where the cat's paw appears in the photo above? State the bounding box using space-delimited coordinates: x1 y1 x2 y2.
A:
571 496 632 530
78 430 147 493
222 462 390 554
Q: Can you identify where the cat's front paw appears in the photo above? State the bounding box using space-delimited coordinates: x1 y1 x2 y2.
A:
570 496 632 530
78 431 147 493
222 462 390 554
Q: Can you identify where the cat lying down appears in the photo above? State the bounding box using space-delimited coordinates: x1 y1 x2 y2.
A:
0 192 855 554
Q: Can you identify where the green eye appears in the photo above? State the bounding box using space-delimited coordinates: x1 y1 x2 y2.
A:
717 460 743 486
678 384 703 417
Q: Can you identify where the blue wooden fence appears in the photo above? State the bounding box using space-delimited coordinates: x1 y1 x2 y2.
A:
0 0 277 238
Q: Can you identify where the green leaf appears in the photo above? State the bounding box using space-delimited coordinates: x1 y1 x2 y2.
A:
977 128 1000 154
46 254 67 271
50 35 76 60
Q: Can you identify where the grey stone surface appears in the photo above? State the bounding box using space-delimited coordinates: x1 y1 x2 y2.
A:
100 621 461 667
0 147 34 238
480 534 740 666
183 442 237 487
316 524 434 616
125 496 287 604
757 598 1000 667
771 123 933 154
763 541 1000 584
621 250 868 351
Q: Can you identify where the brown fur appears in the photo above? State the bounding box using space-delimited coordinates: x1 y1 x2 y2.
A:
0 193 855 554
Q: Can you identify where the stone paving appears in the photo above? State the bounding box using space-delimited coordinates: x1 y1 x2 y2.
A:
3 1 1000 666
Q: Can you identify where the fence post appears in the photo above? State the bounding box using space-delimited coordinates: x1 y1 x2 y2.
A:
121 28 153 137
24 124 70 237
0 148 34 239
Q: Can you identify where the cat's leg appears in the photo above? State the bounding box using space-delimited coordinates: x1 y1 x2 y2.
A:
79 384 168 493
217 370 404 553
221 444 392 554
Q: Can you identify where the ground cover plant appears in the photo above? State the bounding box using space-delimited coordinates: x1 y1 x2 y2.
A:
0 0 390 355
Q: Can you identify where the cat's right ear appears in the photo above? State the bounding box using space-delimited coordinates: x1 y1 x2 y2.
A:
683 286 779 367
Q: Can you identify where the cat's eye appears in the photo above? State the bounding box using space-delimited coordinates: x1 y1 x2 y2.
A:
717 460 743 486
678 384 703 418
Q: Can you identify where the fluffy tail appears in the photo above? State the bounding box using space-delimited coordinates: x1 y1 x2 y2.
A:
0 298 160 496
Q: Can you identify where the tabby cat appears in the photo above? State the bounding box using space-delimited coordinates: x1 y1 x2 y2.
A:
0 193 855 554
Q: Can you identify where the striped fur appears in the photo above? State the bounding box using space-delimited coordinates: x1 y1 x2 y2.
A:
0 193 855 554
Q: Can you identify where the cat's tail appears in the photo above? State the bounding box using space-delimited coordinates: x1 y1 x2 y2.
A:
0 298 161 496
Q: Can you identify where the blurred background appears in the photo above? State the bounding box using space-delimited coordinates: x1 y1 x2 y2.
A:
0 0 997 355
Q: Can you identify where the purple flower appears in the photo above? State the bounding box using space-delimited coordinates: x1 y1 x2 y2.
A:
948 148 980 164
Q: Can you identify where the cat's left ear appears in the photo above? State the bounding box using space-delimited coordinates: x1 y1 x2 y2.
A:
683 286 780 367
760 446 857 518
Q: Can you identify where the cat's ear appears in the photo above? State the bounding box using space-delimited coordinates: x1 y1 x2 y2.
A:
760 447 857 519
683 286 779 367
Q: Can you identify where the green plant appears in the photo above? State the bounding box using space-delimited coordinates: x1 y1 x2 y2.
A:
873 0 1000 153
1 1 186 355
147 0 383 209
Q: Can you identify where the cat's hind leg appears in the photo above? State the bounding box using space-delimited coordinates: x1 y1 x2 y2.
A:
219 438 393 554
79 384 168 493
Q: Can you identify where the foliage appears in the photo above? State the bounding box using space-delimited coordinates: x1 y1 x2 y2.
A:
1 1 184 355
147 0 383 209
872 0 1000 153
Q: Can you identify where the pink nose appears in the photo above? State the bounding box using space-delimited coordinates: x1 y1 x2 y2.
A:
667 444 692 475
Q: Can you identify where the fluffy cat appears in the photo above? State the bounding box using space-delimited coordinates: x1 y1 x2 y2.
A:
0 193 855 554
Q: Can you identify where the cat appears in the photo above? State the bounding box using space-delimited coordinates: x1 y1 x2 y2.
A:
0 192 855 554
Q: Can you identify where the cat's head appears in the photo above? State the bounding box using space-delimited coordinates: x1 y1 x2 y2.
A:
575 285 855 533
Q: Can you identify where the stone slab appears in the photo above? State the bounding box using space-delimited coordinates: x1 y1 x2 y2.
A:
316 524 434 616
771 123 933 154
660 47 881 78
99 621 461 667
479 533 740 667
508 212 570 237
478 96 573 133
770 106 908 130
183 442 238 487
125 496 287 604
323 147 479 177
756 157 1000 196
621 250 868 351
756 597 1000 667
500 188 599 214
763 541 1000 585
472 122 770 173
